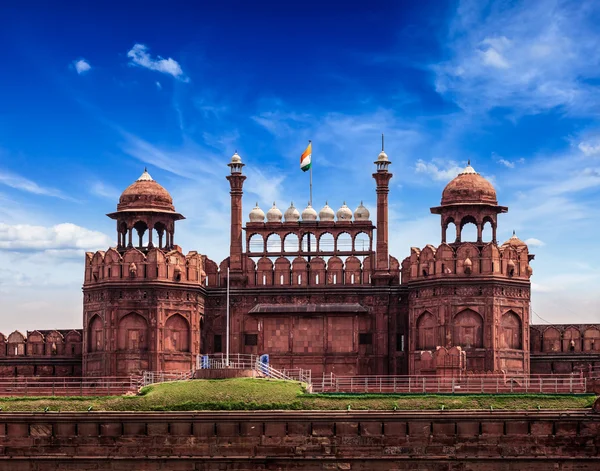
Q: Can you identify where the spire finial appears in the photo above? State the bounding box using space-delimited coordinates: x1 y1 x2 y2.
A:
513 229 516 236
144 166 147 172
467 159 470 166
382 133 384 152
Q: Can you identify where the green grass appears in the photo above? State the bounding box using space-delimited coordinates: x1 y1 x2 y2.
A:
0 378 594 412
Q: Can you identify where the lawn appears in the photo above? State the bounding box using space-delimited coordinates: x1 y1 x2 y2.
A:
0 378 594 412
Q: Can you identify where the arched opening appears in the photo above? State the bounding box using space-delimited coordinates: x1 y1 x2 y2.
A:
118 313 148 351
453 309 483 348
300 233 317 252
444 218 456 243
416 312 437 350
318 233 334 252
583 328 600 351
543 327 561 352
266 233 282 253
248 234 264 253
336 232 352 252
133 220 149 248
283 233 299 252
482 219 493 243
154 222 167 249
460 216 478 243
499 311 522 349
164 314 190 352
354 232 370 253
118 222 128 248
562 327 581 352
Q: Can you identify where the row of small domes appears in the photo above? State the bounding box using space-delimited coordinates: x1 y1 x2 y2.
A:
249 202 370 223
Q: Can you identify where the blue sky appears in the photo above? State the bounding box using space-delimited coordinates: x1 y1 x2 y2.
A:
1 0 599 332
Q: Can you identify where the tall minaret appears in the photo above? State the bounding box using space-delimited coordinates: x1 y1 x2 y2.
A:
226 151 246 285
372 135 392 284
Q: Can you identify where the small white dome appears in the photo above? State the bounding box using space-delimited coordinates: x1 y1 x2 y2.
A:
137 168 154 181
376 150 389 162
460 160 477 175
249 202 265 222
354 201 370 221
336 202 353 221
266 202 282 222
284 202 300 222
319 202 335 221
302 202 318 221
231 151 242 164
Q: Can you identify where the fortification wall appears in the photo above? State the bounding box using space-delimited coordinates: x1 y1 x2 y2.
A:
0 410 597 470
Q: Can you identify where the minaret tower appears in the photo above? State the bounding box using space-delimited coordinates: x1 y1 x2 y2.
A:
372 135 393 284
226 151 247 286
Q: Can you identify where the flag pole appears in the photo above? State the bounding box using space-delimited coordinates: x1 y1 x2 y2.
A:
226 266 230 367
309 140 313 206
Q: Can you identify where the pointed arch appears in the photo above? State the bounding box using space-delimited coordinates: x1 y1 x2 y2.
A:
453 309 483 348
499 311 522 349
164 314 190 352
88 315 104 352
117 313 148 351
416 312 437 350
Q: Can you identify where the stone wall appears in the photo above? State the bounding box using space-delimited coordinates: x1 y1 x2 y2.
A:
0 410 597 470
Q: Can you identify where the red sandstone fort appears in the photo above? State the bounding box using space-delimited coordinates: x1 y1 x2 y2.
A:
1 149 598 378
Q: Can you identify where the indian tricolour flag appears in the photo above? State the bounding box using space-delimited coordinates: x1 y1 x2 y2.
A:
300 141 312 172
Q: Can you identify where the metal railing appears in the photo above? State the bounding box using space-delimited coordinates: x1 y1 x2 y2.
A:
0 376 139 397
311 373 587 394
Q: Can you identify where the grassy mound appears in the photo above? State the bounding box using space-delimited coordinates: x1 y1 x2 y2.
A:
0 378 594 412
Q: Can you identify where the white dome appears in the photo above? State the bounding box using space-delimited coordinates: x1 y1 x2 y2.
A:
336 202 353 221
319 202 335 221
137 168 153 181
354 201 370 221
284 202 300 222
460 160 477 175
376 150 389 162
231 151 242 164
266 202 283 222
249 202 265 222
301 203 318 221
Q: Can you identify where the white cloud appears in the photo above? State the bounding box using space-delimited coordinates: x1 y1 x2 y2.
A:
435 0 600 115
415 159 463 181
578 139 600 157
89 181 121 200
0 169 71 200
127 44 188 82
525 238 545 247
156 81 162 90
0 223 112 251
73 59 91 74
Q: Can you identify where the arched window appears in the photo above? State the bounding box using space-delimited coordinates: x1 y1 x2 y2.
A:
266 233 282 253
283 233 299 252
88 315 104 352
453 309 483 348
444 219 456 243
118 313 148 351
164 314 190 352
318 233 334 252
482 218 494 242
133 220 149 247
300 233 317 252
460 216 478 243
416 312 436 350
248 234 264 253
499 311 522 349
336 232 352 252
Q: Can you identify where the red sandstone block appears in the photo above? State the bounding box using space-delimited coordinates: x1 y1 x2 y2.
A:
193 422 215 437
312 422 334 437
123 422 146 436
264 422 285 437
408 421 431 437
216 422 238 437
336 422 359 436
0 424 5 437
530 421 553 436
100 422 122 437
505 421 529 435
7 423 28 437
54 422 76 437
147 422 169 436
170 422 192 436
457 422 479 437
240 421 262 437
255 445 295 456
287 421 311 436
383 421 407 437
579 421 600 437
360 421 382 436
432 422 455 436
78 423 99 436
481 422 504 436
555 421 578 436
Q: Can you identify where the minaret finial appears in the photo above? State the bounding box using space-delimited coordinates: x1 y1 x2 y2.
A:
382 133 384 152
513 229 516 236
467 159 470 166
144 166 147 172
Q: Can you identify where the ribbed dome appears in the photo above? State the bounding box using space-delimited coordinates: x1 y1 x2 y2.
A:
336 202 353 221
249 202 265 222
502 231 527 248
441 163 497 206
117 169 175 212
319 202 335 221
302 203 318 221
284 202 300 222
354 201 370 221
230 151 242 164
266 202 283 222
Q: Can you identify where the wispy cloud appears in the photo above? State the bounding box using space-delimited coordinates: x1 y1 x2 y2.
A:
127 44 189 82
72 58 91 75
415 159 463 181
0 222 112 251
89 181 121 200
435 0 600 115
0 169 71 200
